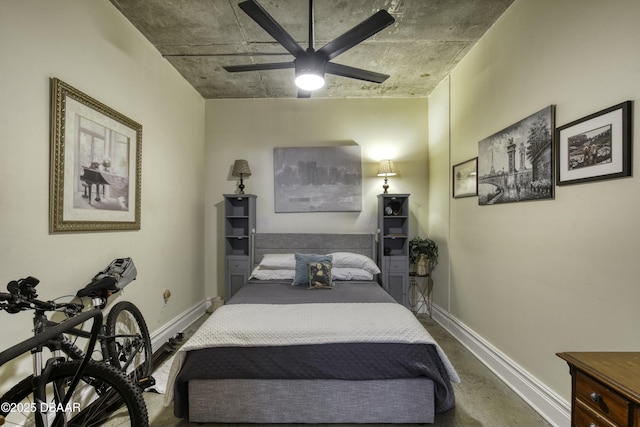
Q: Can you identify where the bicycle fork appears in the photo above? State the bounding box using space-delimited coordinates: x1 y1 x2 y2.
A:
31 312 75 427
31 350 69 427
30 309 103 427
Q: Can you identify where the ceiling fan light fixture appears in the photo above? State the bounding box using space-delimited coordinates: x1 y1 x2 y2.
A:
295 72 325 91
294 54 326 91
225 0 395 97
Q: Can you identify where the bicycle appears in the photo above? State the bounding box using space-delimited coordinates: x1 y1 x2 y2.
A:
0 275 149 426
63 258 154 390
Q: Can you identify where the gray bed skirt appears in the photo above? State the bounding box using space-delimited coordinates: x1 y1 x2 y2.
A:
188 378 435 424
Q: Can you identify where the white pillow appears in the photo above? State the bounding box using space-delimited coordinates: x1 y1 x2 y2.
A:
258 253 296 270
330 252 380 274
332 268 374 281
250 266 295 281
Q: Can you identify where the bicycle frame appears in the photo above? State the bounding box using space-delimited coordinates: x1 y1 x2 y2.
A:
57 319 144 374
0 309 103 427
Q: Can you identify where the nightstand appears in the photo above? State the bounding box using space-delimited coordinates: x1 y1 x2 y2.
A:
557 352 640 427
223 194 256 300
377 194 410 307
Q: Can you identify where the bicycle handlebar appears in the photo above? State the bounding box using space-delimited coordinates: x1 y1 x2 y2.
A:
0 277 83 315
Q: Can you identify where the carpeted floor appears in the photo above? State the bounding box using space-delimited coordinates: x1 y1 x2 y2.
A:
143 313 553 427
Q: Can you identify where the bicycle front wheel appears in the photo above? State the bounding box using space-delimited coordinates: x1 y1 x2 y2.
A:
105 301 152 387
0 359 148 427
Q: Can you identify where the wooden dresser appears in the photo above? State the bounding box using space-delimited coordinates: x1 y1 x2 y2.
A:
557 352 640 427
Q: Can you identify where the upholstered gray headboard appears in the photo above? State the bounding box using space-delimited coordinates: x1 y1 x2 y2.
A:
252 233 376 268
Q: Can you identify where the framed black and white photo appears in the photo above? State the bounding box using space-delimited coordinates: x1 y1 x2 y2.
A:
452 157 478 198
273 146 362 212
556 101 632 186
50 78 142 232
477 105 555 205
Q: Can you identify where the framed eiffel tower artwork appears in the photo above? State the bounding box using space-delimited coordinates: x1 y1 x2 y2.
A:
477 106 555 205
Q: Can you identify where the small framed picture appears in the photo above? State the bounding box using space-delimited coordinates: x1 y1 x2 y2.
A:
556 101 632 186
452 157 478 198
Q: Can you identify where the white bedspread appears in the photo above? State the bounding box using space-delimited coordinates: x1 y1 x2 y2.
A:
164 302 459 405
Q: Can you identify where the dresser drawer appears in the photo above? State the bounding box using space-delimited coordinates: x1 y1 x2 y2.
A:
388 260 407 271
576 371 630 427
575 402 620 427
226 258 248 272
575 402 622 427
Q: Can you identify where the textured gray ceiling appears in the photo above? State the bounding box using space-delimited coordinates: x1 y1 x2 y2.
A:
109 0 514 99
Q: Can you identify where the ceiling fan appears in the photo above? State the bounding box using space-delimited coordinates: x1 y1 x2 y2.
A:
224 0 396 98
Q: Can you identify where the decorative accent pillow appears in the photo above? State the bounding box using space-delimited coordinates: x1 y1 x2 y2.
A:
330 252 381 274
292 253 332 285
307 261 333 289
257 253 296 270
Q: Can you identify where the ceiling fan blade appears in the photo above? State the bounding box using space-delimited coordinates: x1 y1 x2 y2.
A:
223 62 294 72
163 52 291 58
325 62 390 84
297 89 312 98
239 0 305 57
316 10 395 60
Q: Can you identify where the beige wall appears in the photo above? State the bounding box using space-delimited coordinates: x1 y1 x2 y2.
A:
429 0 640 415
204 98 430 298
6 0 638 423
0 0 206 389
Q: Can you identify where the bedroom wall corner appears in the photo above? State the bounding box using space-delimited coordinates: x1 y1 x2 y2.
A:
427 77 451 313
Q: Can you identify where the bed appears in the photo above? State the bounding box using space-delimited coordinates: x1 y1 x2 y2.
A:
164 233 459 424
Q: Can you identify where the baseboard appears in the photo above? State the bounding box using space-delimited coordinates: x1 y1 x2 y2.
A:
431 304 570 427
149 299 208 353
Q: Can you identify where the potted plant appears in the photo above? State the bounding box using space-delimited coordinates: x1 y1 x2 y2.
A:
409 237 438 276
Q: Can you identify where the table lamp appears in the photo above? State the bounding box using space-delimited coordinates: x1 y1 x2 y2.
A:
377 160 396 194
232 159 251 194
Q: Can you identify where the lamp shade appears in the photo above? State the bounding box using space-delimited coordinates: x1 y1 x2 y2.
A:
376 160 396 177
232 159 251 177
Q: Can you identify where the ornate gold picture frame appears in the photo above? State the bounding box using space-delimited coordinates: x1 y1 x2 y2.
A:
50 78 142 232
